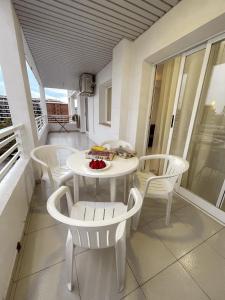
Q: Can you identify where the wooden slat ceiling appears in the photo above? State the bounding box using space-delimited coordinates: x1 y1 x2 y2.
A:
13 0 180 89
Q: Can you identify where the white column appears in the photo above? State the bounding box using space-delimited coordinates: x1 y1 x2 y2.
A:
0 1 38 155
68 97 75 121
39 84 48 124
78 95 86 132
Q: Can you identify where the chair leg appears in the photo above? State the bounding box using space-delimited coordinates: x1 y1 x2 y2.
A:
66 230 74 291
165 192 173 226
115 234 126 292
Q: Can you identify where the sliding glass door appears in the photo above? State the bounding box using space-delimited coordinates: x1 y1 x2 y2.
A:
147 33 225 222
180 40 225 209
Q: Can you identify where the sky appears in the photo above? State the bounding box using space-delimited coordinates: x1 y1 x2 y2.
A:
0 63 68 103
0 66 6 96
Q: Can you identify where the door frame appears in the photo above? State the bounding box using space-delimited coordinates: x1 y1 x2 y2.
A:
144 31 225 224
176 36 225 224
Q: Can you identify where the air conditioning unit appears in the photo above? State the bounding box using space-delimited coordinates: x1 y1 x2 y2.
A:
79 73 95 96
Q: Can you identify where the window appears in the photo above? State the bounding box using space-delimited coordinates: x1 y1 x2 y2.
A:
99 80 112 126
26 61 42 117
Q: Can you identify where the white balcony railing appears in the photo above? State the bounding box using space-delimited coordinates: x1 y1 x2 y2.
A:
35 115 45 133
0 124 23 182
48 114 73 124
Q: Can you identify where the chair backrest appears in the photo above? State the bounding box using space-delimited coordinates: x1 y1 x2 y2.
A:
163 155 189 186
101 139 134 151
47 186 143 249
31 145 78 170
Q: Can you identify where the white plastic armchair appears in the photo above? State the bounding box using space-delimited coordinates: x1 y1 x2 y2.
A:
47 186 143 292
101 139 134 151
31 145 80 191
134 154 189 225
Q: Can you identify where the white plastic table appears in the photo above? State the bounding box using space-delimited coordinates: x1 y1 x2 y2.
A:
67 150 139 202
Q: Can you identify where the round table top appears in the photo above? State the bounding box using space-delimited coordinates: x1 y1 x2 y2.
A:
67 150 139 178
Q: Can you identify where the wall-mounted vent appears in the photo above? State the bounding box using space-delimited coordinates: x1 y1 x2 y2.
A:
79 73 95 96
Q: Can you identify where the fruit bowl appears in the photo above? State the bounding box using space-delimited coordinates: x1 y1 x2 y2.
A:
86 159 111 171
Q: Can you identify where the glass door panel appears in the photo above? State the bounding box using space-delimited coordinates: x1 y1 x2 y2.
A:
181 40 225 207
169 49 205 156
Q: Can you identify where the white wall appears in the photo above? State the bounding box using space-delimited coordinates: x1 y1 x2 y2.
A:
0 3 48 298
88 62 116 144
127 0 225 155
88 40 134 145
88 0 225 155
0 159 34 298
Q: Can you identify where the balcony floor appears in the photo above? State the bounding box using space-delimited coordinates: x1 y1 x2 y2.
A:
9 132 225 300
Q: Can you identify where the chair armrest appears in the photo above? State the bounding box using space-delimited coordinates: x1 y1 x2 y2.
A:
47 185 74 217
30 150 49 169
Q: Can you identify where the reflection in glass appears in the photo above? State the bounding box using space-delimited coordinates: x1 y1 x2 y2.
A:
147 57 181 173
170 49 205 156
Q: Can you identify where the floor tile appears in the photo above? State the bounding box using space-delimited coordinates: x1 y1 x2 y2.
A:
175 205 222 235
206 227 225 258
138 198 167 227
149 211 221 259
76 247 138 300
127 227 176 285
138 194 188 228
16 224 67 279
161 205 224 257
17 224 87 280
13 261 80 300
26 211 58 233
180 242 225 300
122 288 146 300
142 262 208 300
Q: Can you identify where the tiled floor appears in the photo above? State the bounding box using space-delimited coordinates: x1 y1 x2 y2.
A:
8 132 225 300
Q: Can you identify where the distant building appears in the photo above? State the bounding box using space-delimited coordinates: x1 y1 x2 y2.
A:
0 96 10 121
46 99 69 115
0 96 42 122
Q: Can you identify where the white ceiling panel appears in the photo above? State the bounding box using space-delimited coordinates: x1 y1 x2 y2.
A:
13 0 180 89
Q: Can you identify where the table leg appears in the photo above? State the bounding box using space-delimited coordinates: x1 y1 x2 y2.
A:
95 178 99 196
110 177 116 202
124 175 129 203
73 174 79 203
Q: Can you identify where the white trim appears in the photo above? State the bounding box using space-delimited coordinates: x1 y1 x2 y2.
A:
182 43 212 159
177 186 225 225
166 54 186 155
143 65 156 156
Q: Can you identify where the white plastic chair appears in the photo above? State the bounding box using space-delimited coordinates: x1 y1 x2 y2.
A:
101 139 134 151
134 154 189 225
31 145 81 191
47 186 143 292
